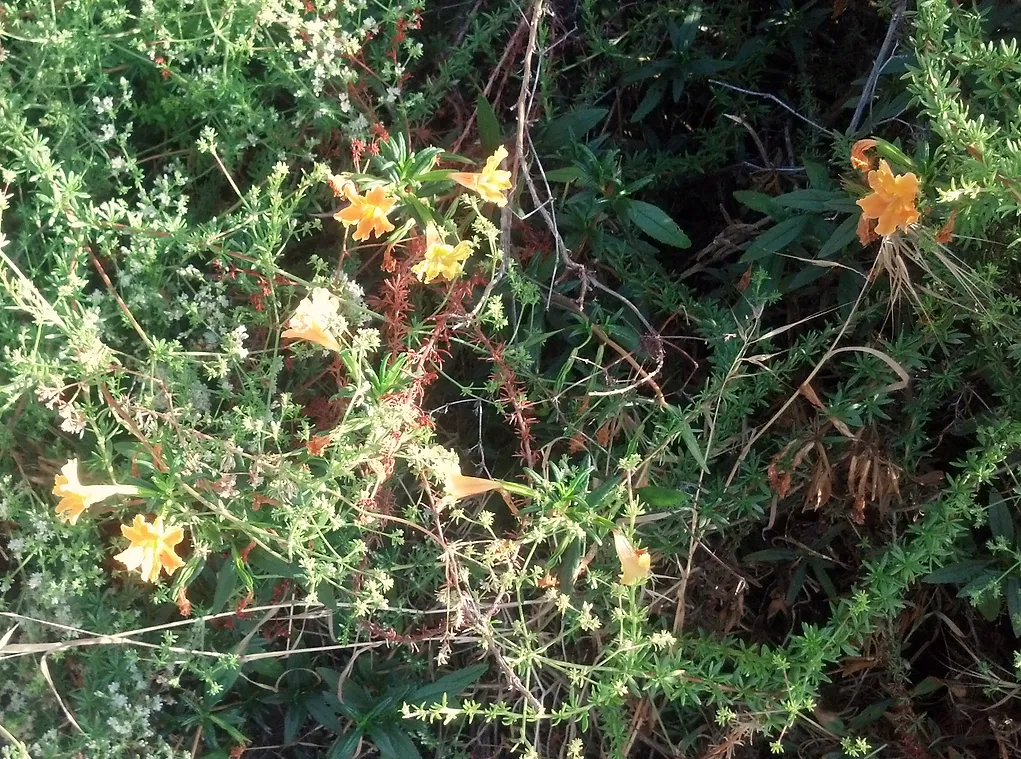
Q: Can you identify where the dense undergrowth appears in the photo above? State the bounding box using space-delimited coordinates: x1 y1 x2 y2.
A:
1 0 1021 758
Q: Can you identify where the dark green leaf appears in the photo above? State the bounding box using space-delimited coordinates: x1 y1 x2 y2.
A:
284 705 306 745
475 94 502 154
733 190 779 216
988 490 1015 544
1007 577 1021 636
631 80 667 122
328 730 364 759
636 486 689 508
367 724 423 759
542 167 584 183
408 663 487 707
786 562 809 605
306 694 344 733
817 215 859 258
625 199 691 249
742 216 811 262
922 560 992 585
540 108 607 148
212 559 238 614
772 189 839 212
670 1 702 52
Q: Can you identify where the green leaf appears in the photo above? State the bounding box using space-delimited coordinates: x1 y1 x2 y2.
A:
625 199 691 249
284 704 306 745
988 490 1015 545
1008 577 1021 637
631 80 666 122
923 559 991 585
817 214 859 258
407 663 487 707
743 215 811 262
772 189 839 212
636 486 689 508
475 94 502 154
786 562 809 605
542 167 584 183
328 730 364 759
306 694 344 733
677 414 708 472
540 108 607 148
733 190 779 216
367 724 423 759
670 1 702 52
211 559 238 614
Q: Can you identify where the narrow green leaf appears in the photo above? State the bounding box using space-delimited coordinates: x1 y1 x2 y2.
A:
988 489 1015 544
817 214 859 258
677 414 708 473
625 199 691 248
922 559 991 585
631 80 666 122
742 215 810 262
1008 577 1021 637
475 94 502 154
636 486 689 508
407 663 488 706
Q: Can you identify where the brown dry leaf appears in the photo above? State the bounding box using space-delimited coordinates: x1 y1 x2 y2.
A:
799 380 826 410
567 431 587 454
839 656 880 677
768 460 792 499
803 448 833 511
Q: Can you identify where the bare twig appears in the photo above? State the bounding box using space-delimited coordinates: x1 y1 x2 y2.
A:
848 0 908 135
709 79 839 138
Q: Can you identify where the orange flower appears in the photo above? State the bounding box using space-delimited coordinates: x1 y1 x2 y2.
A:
856 160 920 238
613 531 651 585
850 138 878 173
52 458 139 525
412 224 473 283
282 287 343 352
334 184 396 241
114 514 186 583
446 472 504 500
449 146 512 206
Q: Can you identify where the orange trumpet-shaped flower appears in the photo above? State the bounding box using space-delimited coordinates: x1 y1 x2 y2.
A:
52 458 139 525
412 224 473 283
856 160 920 238
613 531 652 585
334 184 396 241
850 138 878 172
449 146 513 206
282 288 343 352
445 472 504 500
114 514 186 583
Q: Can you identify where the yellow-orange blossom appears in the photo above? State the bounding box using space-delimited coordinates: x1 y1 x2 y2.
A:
856 159 920 237
52 458 139 525
334 184 396 241
613 531 652 585
114 514 186 583
450 146 513 206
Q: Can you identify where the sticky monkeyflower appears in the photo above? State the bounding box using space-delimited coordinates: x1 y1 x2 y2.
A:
856 159 920 242
114 514 186 583
52 458 139 525
613 531 651 585
412 224 473 283
334 183 396 241
449 145 513 206
282 287 345 352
